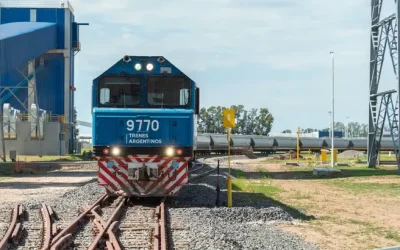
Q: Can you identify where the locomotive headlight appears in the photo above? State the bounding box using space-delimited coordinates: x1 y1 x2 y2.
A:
146 63 154 71
166 147 174 156
112 147 120 156
134 63 142 71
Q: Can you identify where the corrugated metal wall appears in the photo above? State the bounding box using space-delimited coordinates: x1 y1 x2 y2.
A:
0 6 77 153
0 7 69 116
36 54 65 115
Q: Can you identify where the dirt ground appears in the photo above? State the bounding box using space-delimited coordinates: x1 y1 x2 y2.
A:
0 168 97 204
229 156 400 250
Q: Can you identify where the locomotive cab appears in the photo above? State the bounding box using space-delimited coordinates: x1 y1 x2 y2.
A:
92 56 199 197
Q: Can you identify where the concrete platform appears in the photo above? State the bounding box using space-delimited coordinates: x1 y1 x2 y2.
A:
0 161 97 174
375 246 400 250
285 162 299 166
313 167 341 177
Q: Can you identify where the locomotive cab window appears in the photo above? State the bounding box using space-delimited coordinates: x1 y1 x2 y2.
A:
147 77 191 107
98 76 141 107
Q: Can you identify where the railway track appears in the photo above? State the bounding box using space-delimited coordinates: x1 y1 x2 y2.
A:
188 160 217 182
0 204 57 250
0 161 217 250
11 195 167 250
0 207 14 245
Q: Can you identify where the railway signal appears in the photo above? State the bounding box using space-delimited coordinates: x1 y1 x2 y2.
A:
223 109 235 207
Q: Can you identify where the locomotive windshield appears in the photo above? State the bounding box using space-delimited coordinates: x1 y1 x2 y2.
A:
147 76 191 107
98 76 141 107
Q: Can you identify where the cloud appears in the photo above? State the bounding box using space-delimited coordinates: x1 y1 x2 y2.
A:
70 0 374 133
71 0 369 76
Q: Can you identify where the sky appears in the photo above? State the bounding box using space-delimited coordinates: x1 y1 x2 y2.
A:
69 0 398 136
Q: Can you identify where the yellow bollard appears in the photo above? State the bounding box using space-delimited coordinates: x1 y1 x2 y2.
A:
321 150 327 164
308 149 311 165
333 149 338 163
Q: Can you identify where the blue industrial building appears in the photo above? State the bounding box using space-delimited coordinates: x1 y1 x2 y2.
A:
0 1 87 154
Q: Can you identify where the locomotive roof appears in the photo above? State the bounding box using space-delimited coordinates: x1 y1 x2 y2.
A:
93 55 196 84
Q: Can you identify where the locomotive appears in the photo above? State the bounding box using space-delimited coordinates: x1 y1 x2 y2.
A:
92 56 200 197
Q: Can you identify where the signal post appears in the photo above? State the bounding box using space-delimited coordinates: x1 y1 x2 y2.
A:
223 109 235 208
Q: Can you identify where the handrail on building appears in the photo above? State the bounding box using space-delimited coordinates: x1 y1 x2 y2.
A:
0 113 67 123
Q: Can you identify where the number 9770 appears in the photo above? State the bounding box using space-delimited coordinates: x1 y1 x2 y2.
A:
126 119 159 132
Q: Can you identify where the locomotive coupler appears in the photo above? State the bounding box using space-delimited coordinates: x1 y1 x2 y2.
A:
134 164 149 181
129 162 158 181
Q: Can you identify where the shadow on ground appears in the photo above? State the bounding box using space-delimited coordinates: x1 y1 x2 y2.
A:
171 163 316 222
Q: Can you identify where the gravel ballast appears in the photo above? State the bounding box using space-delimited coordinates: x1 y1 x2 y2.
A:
167 158 319 250
0 157 319 249
169 207 318 250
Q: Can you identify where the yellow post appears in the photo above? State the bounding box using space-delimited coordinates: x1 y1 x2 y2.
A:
333 149 338 163
321 150 327 163
308 149 311 165
223 109 235 208
297 127 300 163
227 128 232 207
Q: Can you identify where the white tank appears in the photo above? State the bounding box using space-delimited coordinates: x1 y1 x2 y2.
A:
3 103 10 138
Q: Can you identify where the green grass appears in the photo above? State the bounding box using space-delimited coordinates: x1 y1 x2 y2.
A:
292 190 312 199
329 179 400 196
0 164 15 181
232 169 246 179
337 166 399 177
347 219 400 243
259 152 400 164
280 165 398 178
386 231 400 242
232 179 282 198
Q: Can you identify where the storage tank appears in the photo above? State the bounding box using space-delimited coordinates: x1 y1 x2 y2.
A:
275 137 299 151
350 138 367 151
300 138 326 151
196 134 212 153
210 134 230 153
380 139 395 151
325 138 350 151
231 135 252 149
252 136 277 151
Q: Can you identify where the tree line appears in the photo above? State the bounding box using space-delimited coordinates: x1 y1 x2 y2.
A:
197 105 274 135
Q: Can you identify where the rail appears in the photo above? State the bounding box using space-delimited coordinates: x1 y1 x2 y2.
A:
0 204 23 250
40 204 54 250
88 197 126 250
49 194 107 249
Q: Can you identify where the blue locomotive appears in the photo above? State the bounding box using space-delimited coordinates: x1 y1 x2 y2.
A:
92 56 200 197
